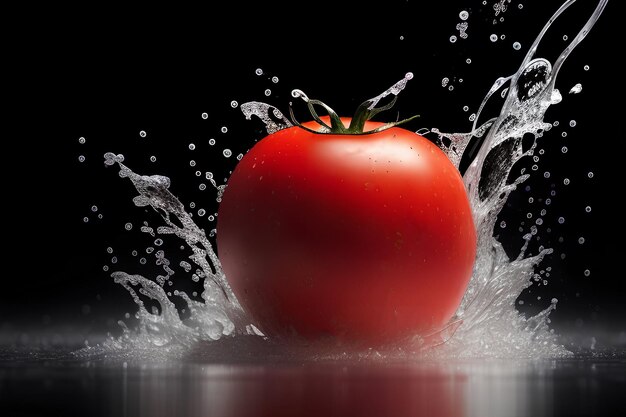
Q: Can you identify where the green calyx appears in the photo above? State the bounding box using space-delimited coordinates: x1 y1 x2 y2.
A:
288 73 420 135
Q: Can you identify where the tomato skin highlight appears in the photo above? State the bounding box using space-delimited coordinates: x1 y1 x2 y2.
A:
217 119 476 345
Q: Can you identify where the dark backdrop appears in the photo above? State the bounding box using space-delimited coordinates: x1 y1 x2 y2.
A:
6 0 624 345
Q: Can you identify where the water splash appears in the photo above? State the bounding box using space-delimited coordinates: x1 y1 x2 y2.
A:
81 0 607 359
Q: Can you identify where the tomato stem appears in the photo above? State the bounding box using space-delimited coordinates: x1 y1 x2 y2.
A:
289 73 420 135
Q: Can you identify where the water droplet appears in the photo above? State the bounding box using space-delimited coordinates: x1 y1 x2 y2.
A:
564 178 570 185
79 137 86 144
587 171 594 178
459 10 469 20
569 120 576 127
139 130 147 138
463 105 469 112
230 101 238 108
221 126 228 133
255 68 263 76
583 65 590 71
584 269 591 277
209 138 216 146
585 206 591 213
490 34 498 42
272 76 279 83
150 156 156 162
264 89 272 96
125 223 133 231
188 143 196 150
578 237 585 244
189 160 196 167
223 149 232 158
561 146 568 153
78 155 86 163
450 35 458 43
201 112 208 119
513 42 521 50
558 217 565 224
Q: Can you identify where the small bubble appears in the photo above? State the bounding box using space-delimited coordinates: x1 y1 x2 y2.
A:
188 143 195 150
195 170 201 177
125 223 133 231
513 42 521 50
223 149 233 158
106 247 114 254
561 132 567 138
399 35 405 40
264 89 272 96
198 209 206 216
540 209 547 216
527 212 533 219
587 171 594 179
441 77 449 87
578 237 585 244
97 214 103 219
558 217 565 224
189 160 196 167
78 137 86 144
500 221 507 228
490 34 498 42
583 65 590 71
189 202 196 209
221 126 228 133
154 239 163 246
140 257 147 265
459 10 469 20
78 155 86 163
201 112 208 119
466 58 472 64
237 153 244 161
205 172 214 180
448 85 454 91
209 138 216 146
103 265 109 271
564 178 570 185
83 216 89 223
528 197 534 203
563 35 568 41
199 183 207 191
458 78 463 83
585 206 592 213
469 113 476 121
500 34 506 40
255 68 263 76
150 156 156 162
531 164 538 171
536 218 543 225
449 35 457 43
209 215 215 221
230 100 238 108
569 120 577 127
561 146 568 153
538 149 545 155
584 269 591 277
271 76 279 83
111 256 118 264
139 130 147 138
518 3 523 9
544 171 550 178
463 105 469 112
146 247 154 254
553 121 560 127
545 198 551 205
90 205 98 212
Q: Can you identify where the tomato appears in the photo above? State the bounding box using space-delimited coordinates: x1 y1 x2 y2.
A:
217 117 476 345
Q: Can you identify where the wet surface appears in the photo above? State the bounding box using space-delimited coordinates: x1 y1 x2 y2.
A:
1 343 625 417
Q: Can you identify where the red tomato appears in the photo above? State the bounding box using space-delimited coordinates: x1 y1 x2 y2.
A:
217 118 476 345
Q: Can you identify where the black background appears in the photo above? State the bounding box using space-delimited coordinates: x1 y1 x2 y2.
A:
5 0 624 344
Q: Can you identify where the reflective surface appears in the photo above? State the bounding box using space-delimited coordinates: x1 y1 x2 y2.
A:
1 344 625 417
